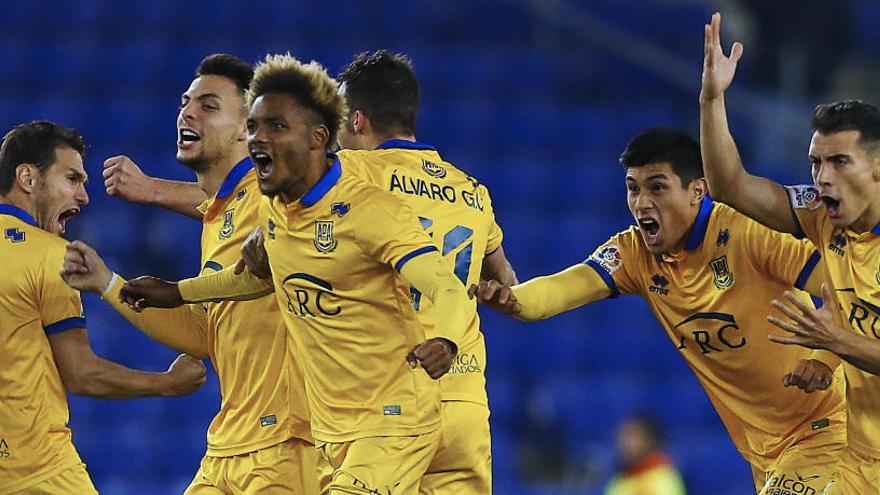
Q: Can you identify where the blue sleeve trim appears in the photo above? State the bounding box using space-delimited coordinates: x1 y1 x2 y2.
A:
794 250 821 290
44 316 86 335
395 246 438 272
584 259 619 298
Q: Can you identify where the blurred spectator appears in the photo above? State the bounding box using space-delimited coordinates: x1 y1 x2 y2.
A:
605 416 686 495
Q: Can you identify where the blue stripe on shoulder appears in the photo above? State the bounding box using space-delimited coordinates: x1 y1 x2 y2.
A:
45 316 86 335
583 259 619 298
395 246 438 272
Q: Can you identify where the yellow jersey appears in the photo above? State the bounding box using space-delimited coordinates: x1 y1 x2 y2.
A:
787 184 880 458
0 204 87 492
587 198 846 469
196 158 311 455
261 159 442 442
338 139 503 405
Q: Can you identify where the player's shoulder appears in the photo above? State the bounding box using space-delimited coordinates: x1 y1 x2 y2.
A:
588 226 645 271
1 221 67 269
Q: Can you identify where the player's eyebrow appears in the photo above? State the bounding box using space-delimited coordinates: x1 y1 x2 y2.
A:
195 93 222 101
68 167 88 185
645 173 669 181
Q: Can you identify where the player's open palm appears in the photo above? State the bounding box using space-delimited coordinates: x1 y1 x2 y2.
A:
469 280 522 315
701 12 743 102
165 354 207 396
103 155 154 203
768 284 844 351
120 276 184 311
61 240 113 294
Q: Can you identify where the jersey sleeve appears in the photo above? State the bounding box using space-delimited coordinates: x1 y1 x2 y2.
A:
785 184 825 244
481 185 504 255
583 229 641 297
741 212 821 291
39 243 85 334
355 192 438 271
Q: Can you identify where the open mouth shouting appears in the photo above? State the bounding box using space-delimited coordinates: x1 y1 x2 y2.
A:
178 127 201 150
56 206 80 233
821 194 841 218
250 149 273 180
638 216 661 247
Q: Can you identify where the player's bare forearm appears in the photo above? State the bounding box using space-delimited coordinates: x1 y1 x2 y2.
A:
829 331 880 377
700 97 797 233
49 329 206 398
149 178 206 220
482 245 518 285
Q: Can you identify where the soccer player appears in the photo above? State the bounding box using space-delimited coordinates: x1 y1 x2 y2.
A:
473 127 847 494
109 53 473 495
700 12 880 493
101 50 516 495
62 54 318 494
0 120 206 494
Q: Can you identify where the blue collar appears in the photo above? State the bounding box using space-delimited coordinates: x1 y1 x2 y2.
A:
872 222 880 236
375 139 436 151
0 204 37 226
684 196 715 251
216 157 253 199
300 158 342 207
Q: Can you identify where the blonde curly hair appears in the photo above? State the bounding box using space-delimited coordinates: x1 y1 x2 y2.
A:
247 53 347 148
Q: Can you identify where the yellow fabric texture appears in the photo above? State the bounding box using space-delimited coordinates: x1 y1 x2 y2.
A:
788 184 880 460
0 212 87 492
338 147 503 405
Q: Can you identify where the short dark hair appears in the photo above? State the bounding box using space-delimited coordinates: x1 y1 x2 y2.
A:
338 50 420 136
0 121 85 195
812 100 880 152
196 53 254 95
619 127 703 187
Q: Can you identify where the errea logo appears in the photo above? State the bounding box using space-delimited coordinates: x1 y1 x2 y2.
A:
649 274 669 295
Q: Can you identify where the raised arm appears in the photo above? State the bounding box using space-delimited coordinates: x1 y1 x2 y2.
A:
699 13 798 233
473 263 613 321
49 328 206 399
104 155 206 220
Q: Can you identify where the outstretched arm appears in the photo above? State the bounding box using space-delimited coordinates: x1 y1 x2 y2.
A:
49 328 206 399
699 12 798 233
104 155 206 220
472 263 613 321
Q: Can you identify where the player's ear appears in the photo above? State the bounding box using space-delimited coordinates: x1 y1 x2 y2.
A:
352 110 369 135
15 163 39 194
310 124 330 151
690 177 708 205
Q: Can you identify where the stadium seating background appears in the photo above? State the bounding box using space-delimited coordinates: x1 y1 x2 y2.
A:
4 0 875 493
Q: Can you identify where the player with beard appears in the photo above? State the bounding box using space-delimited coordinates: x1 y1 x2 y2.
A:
0 121 205 494
473 128 848 494
61 55 317 494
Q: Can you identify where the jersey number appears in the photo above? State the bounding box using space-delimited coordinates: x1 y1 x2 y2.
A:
411 217 473 310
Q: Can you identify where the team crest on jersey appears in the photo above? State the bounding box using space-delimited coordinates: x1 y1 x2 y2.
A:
314 220 338 253
710 256 734 289
218 209 235 240
422 159 447 179
590 244 622 274
786 185 821 210
4 227 25 243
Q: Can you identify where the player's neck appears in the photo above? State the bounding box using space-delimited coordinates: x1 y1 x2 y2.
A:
281 155 335 204
0 191 36 219
195 148 249 198
851 201 880 233
369 132 416 150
